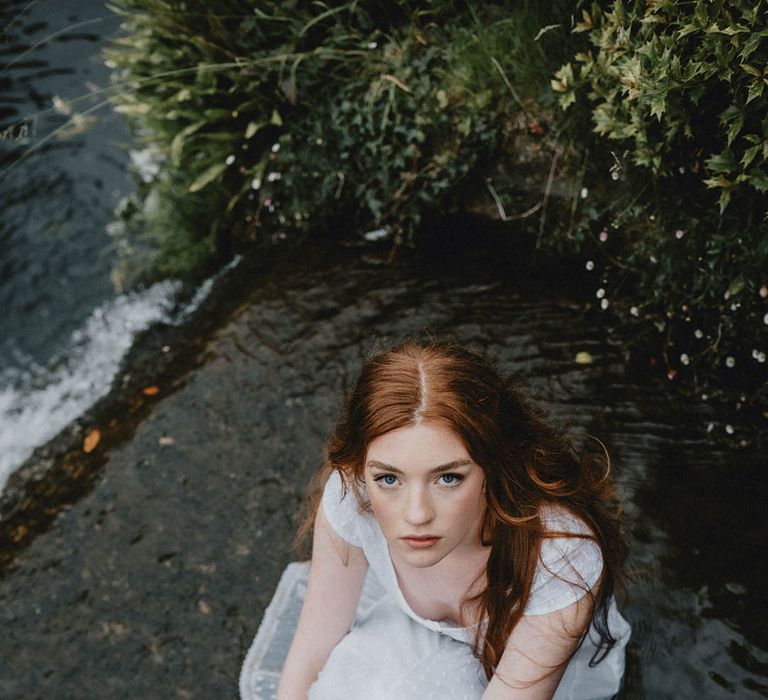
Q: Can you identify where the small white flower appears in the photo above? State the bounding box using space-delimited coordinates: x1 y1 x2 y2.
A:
266 171 282 182
277 212 285 223
580 187 588 199
680 353 690 366
649 214 655 221
675 229 685 239
706 422 714 433
364 228 388 242
753 349 759 359
650 255 658 264
611 170 620 181
271 142 280 153
758 352 766 363
725 356 735 368
724 290 731 300
600 298 609 310
585 260 595 271
316 137 324 145
630 306 639 317
225 154 235 165
764 312 768 325
599 230 608 242
760 285 768 298
251 177 261 190
725 424 734 435
368 41 378 49
701 394 708 401
694 329 704 339
596 288 605 299
294 212 302 221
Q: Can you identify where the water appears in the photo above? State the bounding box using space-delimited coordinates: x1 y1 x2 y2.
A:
0 3 765 697
0 0 206 489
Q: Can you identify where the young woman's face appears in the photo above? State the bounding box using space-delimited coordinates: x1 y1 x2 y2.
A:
363 421 487 569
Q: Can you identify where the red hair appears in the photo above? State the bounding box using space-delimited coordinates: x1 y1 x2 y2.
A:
302 339 627 680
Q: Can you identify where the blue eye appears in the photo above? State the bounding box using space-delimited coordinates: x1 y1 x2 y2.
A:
438 473 462 486
376 474 398 487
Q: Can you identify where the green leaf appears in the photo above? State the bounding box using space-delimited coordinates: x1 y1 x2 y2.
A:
748 168 768 192
649 94 666 120
706 149 737 174
741 143 761 169
719 105 744 146
203 108 231 121
717 188 731 213
747 79 764 104
188 162 227 193
170 121 206 166
727 275 746 296
573 9 593 33
245 120 267 139
741 64 762 78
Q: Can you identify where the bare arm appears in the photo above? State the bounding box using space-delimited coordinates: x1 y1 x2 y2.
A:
481 592 593 700
276 503 368 700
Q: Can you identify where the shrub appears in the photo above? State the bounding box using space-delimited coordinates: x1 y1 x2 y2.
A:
549 0 768 433
104 0 575 282
553 0 768 213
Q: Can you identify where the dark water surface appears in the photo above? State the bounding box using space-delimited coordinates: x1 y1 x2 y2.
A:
0 0 200 488
0 240 765 699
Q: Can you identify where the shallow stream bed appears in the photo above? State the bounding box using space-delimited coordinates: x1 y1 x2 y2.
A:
0 238 765 699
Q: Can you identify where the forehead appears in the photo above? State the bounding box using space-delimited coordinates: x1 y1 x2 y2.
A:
365 421 471 470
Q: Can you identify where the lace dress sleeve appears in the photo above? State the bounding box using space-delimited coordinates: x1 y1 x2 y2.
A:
320 470 366 548
524 505 604 616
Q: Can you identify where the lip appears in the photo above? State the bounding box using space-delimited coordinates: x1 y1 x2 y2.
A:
401 536 440 549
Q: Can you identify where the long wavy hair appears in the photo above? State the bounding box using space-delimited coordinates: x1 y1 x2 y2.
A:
300 339 627 681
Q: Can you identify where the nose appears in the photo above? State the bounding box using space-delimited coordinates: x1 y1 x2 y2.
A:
403 486 435 526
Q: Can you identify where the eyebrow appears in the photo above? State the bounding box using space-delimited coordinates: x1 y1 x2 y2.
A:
366 459 472 476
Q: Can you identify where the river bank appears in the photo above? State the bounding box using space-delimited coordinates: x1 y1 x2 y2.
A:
1 224 766 699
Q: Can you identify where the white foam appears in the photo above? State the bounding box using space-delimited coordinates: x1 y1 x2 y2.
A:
0 252 244 494
171 254 242 324
0 280 182 493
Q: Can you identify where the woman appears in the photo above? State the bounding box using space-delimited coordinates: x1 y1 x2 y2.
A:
276 340 631 699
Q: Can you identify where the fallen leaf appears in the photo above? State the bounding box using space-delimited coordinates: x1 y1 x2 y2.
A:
158 436 175 446
198 600 211 615
575 351 593 365
83 429 101 454
108 622 127 636
142 385 160 396
12 524 29 542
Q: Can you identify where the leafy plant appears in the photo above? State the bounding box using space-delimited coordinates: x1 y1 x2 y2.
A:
104 0 575 281
553 0 768 212
548 0 768 436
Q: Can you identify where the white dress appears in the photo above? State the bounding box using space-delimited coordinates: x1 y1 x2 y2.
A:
308 471 631 700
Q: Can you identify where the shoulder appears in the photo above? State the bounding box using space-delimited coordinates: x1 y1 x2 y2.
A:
321 470 373 549
524 504 604 616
